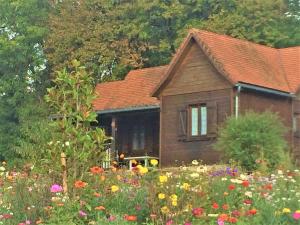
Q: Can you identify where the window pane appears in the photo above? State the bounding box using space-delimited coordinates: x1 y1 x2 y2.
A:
132 125 139 150
200 106 207 135
191 107 199 136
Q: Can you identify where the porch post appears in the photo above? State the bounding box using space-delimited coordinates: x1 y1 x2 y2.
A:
111 116 118 159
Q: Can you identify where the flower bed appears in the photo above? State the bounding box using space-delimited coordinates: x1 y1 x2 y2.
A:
0 161 299 225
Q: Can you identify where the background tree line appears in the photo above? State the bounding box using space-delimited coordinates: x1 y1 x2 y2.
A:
0 0 299 162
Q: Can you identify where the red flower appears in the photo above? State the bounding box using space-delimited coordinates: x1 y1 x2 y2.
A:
242 180 249 187
192 207 204 217
247 209 257 216
228 184 235 191
212 202 219 209
2 214 12 219
263 184 272 190
243 199 252 205
222 204 229 210
228 217 238 223
231 210 241 217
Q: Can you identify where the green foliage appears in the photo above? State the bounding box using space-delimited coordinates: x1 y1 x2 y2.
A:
0 0 50 161
45 0 299 81
45 61 109 185
215 111 288 171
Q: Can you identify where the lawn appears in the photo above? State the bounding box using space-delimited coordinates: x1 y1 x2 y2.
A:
0 160 299 225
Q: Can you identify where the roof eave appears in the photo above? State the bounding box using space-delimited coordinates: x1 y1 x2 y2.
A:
95 105 160 114
236 83 295 98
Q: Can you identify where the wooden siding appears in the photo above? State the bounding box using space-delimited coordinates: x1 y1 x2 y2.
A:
293 92 300 161
162 40 231 96
160 89 232 166
239 90 297 156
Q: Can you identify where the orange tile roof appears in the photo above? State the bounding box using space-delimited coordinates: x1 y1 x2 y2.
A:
93 65 167 112
153 29 300 96
191 29 300 93
95 29 299 112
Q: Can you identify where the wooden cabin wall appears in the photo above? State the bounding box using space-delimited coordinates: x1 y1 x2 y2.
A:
239 90 294 147
159 41 232 166
293 92 300 161
160 90 232 166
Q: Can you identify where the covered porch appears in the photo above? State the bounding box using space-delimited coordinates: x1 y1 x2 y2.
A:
97 107 160 164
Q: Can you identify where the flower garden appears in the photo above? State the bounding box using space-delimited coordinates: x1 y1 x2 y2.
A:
0 159 299 225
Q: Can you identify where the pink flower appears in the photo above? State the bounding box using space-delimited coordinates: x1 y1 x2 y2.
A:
293 211 300 220
108 215 116 221
184 223 192 225
217 219 224 225
79 210 87 217
50 184 63 193
166 220 173 225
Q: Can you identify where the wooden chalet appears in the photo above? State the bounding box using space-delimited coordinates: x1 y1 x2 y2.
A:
94 29 300 167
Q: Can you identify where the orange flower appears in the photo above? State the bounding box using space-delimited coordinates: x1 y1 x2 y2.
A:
124 215 137 221
95 205 106 211
100 175 106 181
219 213 229 222
222 204 229 210
56 202 64 207
93 192 101 197
119 153 125 159
74 180 87 188
90 166 104 175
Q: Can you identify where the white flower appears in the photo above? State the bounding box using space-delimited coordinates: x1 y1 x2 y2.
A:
230 179 243 184
245 191 253 198
207 214 218 217
65 141 70 146
191 160 199 165
221 177 228 181
240 174 248 180
197 166 207 173
0 167 5 172
190 173 200 178
277 170 283 175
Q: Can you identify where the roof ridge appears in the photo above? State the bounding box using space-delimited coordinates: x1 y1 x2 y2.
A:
191 28 278 51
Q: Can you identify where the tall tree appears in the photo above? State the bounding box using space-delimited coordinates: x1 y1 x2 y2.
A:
45 0 299 82
0 0 49 160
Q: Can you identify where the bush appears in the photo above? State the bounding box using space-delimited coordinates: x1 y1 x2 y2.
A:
215 111 288 171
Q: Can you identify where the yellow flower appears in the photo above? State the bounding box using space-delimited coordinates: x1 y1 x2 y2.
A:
150 159 158 166
158 193 166 199
159 175 168 183
139 166 148 175
224 192 229 196
181 182 190 190
161 206 169 214
171 200 177 206
282 208 291 213
170 194 177 201
111 185 119 192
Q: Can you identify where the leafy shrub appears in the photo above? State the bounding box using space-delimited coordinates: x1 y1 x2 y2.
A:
215 111 288 171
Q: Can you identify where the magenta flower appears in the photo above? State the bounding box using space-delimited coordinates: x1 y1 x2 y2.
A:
166 220 173 225
50 184 63 193
79 210 87 217
293 211 300 220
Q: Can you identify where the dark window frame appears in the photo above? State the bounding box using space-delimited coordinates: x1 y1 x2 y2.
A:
188 103 208 140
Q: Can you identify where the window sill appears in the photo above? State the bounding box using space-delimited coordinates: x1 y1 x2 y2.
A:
179 134 217 142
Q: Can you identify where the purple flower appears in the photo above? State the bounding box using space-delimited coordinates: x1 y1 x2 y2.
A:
50 184 63 193
79 210 87 217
